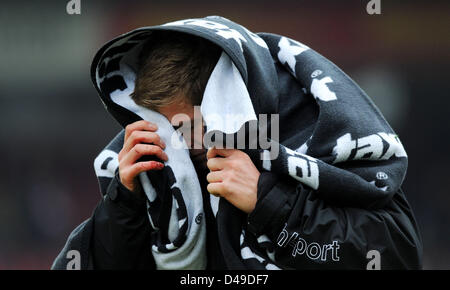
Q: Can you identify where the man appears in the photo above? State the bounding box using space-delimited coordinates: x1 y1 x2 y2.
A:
53 16 422 270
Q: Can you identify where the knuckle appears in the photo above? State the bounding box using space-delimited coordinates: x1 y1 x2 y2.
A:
224 172 234 183
151 133 160 143
225 159 235 169
130 130 140 140
207 183 218 194
125 123 138 135
147 145 158 155
154 145 163 154
134 143 144 155
220 170 228 180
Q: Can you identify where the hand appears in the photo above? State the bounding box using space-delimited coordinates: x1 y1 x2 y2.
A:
118 120 168 192
206 148 260 214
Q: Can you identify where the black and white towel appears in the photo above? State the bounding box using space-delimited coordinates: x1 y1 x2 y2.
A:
53 16 422 270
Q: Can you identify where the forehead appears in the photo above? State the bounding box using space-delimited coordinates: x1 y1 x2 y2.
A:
158 102 197 122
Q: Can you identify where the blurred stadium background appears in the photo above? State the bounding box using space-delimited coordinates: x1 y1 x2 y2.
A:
0 0 449 269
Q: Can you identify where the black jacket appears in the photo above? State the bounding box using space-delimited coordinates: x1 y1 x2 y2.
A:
53 152 422 269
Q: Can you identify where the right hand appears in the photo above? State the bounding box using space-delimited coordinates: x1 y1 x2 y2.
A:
118 120 168 192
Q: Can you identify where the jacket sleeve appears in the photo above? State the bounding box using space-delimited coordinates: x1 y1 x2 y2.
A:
90 171 155 269
247 172 423 269
51 172 155 270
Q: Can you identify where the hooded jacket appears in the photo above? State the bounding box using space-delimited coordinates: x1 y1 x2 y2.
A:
52 16 422 270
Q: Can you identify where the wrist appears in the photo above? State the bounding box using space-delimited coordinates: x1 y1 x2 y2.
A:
107 170 147 209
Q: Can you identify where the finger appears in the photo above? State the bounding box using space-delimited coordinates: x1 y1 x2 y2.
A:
207 182 225 197
206 157 226 171
124 120 158 141
126 161 164 178
123 131 166 154
206 171 223 183
207 147 236 159
122 144 168 166
206 147 217 159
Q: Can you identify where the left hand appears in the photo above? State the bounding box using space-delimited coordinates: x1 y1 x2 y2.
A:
206 148 260 214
